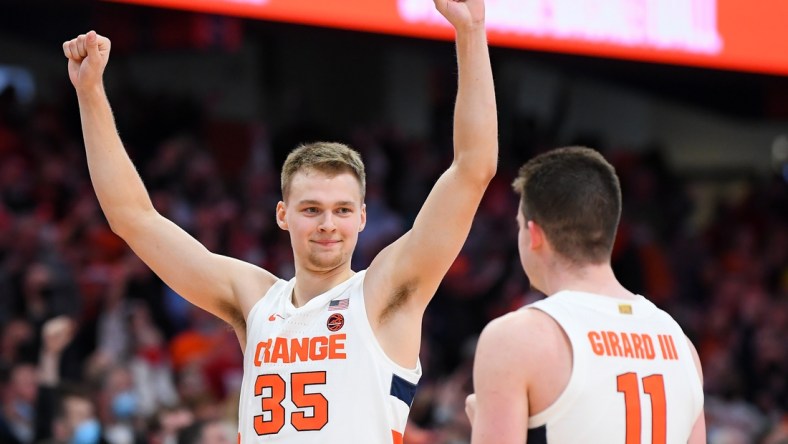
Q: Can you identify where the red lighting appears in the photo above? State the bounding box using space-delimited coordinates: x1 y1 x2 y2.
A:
106 0 788 75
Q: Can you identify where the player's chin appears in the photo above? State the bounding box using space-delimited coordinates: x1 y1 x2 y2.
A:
307 252 346 270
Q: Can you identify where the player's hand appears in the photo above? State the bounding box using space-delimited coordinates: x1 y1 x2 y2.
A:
465 393 477 426
433 0 485 32
63 31 111 93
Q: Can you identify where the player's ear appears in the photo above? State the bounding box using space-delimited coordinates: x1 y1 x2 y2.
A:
527 220 544 250
276 201 288 230
358 203 367 232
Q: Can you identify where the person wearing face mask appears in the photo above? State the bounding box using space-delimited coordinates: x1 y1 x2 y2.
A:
96 366 142 444
53 387 105 444
103 388 138 444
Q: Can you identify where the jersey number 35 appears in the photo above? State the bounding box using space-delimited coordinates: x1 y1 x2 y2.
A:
254 371 328 435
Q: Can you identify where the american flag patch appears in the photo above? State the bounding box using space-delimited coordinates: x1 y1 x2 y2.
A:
328 299 349 311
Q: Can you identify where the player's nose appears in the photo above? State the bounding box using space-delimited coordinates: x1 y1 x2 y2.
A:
317 213 337 231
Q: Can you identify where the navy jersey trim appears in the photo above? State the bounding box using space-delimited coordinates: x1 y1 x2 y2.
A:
527 425 547 444
390 374 418 407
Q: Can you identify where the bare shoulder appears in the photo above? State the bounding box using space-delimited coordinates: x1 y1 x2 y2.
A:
218 256 279 323
474 312 530 386
478 308 568 364
223 262 278 350
477 307 572 418
489 308 563 337
473 308 566 409
479 309 553 353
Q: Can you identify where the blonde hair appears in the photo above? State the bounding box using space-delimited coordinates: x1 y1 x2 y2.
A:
281 142 366 200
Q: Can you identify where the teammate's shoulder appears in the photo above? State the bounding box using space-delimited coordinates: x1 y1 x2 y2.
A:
482 309 556 344
476 309 560 372
477 313 527 363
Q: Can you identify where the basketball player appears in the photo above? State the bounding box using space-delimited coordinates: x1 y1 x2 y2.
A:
62 0 496 441
465 147 705 443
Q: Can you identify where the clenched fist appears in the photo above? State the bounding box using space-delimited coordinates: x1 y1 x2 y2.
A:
433 0 486 32
63 30 111 93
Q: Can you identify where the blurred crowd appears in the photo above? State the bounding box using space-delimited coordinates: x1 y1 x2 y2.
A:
0 71 786 444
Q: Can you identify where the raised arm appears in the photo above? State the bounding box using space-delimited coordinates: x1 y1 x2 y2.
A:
364 0 497 360
35 316 76 442
63 32 274 329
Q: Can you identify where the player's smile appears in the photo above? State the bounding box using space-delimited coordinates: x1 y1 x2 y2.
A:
312 239 341 246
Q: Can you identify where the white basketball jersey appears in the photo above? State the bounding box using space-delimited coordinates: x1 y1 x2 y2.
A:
238 270 421 443
526 291 703 444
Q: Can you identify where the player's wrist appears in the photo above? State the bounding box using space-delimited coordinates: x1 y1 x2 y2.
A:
455 22 487 38
76 83 107 101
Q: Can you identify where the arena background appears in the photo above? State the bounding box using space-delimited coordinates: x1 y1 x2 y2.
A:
1 0 786 443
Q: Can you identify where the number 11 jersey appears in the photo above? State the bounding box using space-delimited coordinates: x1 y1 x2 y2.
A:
526 291 703 443
238 270 421 443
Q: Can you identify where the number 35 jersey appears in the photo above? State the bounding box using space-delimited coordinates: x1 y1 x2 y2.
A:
238 270 421 443
526 291 704 443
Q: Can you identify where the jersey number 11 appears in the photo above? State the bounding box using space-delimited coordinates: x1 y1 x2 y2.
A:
617 372 666 444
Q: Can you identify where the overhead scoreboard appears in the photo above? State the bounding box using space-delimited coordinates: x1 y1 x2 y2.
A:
107 0 788 76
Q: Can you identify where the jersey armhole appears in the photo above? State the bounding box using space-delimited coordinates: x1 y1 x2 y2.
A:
245 279 288 337
526 306 586 428
351 271 421 382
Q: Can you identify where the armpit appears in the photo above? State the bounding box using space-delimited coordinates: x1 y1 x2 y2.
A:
378 279 418 324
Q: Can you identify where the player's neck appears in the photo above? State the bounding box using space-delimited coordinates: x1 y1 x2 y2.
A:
291 265 355 308
541 261 635 300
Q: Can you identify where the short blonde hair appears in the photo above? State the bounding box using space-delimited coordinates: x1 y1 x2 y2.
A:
281 142 366 200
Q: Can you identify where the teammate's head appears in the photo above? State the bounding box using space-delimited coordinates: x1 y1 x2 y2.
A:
512 146 621 269
281 142 366 202
277 142 367 272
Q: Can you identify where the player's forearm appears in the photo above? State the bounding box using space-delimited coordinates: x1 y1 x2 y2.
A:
453 26 498 179
77 86 156 232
